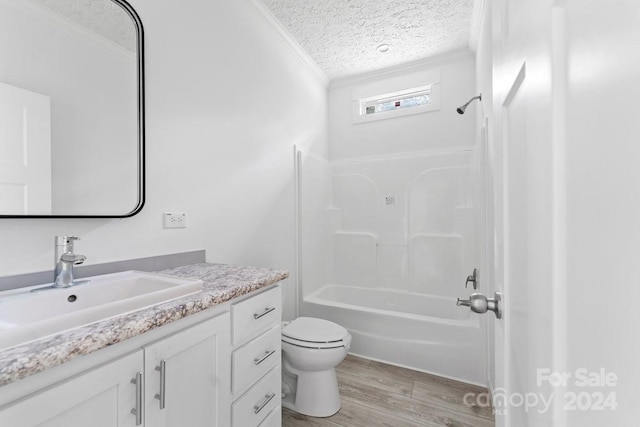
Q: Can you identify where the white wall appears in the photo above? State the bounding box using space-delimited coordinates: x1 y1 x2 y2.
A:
0 0 329 321
328 52 476 161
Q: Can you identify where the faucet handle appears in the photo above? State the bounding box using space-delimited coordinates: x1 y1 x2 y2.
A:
60 253 86 265
55 236 80 245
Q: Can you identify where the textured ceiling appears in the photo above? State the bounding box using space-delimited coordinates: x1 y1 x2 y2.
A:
261 0 474 80
31 0 136 52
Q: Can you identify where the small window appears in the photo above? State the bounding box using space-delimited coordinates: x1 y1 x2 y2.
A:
360 87 431 116
352 82 439 124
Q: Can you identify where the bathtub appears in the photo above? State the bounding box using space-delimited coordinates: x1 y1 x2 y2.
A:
302 285 485 384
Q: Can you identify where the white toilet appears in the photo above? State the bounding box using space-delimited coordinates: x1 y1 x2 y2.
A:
281 317 352 417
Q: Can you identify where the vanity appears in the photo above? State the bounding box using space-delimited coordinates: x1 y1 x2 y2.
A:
0 263 287 427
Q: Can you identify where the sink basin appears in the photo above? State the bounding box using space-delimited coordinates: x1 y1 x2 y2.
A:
0 271 203 350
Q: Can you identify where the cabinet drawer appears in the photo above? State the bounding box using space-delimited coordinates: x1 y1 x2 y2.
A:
258 406 281 427
233 326 281 395
232 286 281 344
232 366 280 427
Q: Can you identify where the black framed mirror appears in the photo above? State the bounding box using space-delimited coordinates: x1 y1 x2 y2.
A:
0 0 144 218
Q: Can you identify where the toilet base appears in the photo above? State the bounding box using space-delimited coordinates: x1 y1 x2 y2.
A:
282 366 341 417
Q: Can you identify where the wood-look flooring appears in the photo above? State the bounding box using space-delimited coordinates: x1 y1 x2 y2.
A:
283 354 495 427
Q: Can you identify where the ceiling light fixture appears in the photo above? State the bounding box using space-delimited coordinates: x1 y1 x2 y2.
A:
377 44 390 53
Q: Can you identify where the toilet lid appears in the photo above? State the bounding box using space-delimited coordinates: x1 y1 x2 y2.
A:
281 317 348 343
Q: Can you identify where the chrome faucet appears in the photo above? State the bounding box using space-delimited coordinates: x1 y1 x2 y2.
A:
53 236 86 288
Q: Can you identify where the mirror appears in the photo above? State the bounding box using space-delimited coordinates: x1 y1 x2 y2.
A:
0 0 144 217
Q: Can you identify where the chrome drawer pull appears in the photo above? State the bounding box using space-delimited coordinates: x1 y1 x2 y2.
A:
254 349 276 365
130 371 143 426
253 306 275 320
253 392 276 414
154 360 166 410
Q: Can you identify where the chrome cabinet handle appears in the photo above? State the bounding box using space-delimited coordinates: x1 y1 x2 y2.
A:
130 371 143 426
154 360 166 410
254 349 276 365
253 392 276 414
253 306 275 320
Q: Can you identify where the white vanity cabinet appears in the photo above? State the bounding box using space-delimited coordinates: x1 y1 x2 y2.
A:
0 314 230 427
0 351 143 427
230 286 282 427
0 283 283 427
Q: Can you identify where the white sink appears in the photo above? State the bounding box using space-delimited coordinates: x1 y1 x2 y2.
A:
0 271 203 350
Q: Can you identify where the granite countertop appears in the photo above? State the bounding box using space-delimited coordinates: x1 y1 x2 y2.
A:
0 263 288 387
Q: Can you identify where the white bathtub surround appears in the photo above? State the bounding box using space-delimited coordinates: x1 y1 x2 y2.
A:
297 146 484 384
331 150 476 296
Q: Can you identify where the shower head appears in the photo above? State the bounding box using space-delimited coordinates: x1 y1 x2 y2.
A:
456 94 482 115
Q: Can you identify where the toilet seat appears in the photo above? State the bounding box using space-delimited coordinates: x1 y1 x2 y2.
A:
282 317 349 349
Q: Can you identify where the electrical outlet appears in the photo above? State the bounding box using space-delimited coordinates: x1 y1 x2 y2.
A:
163 212 187 229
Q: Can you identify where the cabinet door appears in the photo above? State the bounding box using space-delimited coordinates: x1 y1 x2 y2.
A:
144 313 231 427
0 351 143 427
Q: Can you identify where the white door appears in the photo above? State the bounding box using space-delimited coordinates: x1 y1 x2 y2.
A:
0 82 51 215
487 1 557 424
489 0 640 425
0 351 143 427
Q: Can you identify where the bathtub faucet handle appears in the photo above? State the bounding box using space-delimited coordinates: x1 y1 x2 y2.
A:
465 268 478 289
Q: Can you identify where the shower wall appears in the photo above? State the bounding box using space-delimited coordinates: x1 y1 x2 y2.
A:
296 146 486 382
330 149 476 298
296 147 477 300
